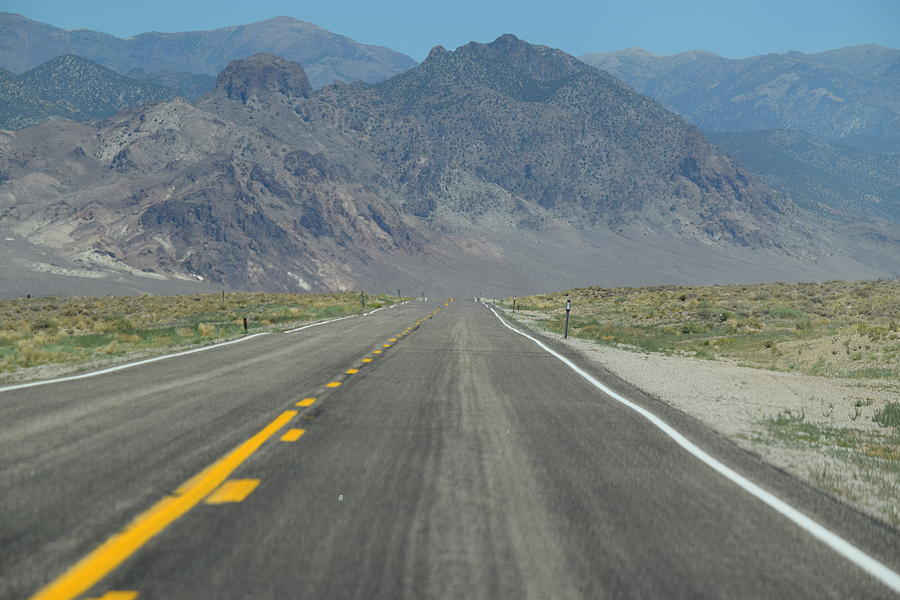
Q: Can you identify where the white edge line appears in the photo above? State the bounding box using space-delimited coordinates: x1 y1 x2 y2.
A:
1 301 407 393
486 303 900 593
0 332 271 394
285 314 357 333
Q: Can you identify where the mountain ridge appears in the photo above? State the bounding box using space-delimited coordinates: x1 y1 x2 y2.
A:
1 38 896 296
706 129 900 223
0 12 416 88
0 54 178 129
580 44 900 152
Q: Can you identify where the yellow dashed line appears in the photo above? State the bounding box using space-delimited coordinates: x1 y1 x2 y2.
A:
346 368 359 374
389 338 397 342
361 358 373 363
326 381 342 388
373 350 382 354
86 592 138 600
205 479 260 504
280 428 306 442
29 410 296 600
383 344 392 348
296 398 316 407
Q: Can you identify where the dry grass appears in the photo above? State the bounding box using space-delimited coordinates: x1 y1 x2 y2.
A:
507 279 900 378
761 408 900 525
0 291 392 378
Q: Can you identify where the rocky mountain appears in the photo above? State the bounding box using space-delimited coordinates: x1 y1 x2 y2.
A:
317 36 795 249
0 54 177 130
706 129 900 223
580 45 900 153
0 12 416 89
0 65 57 130
1 38 896 297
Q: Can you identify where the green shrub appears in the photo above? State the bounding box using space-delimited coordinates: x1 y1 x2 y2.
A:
769 306 804 319
873 403 900 428
680 321 706 334
31 318 59 332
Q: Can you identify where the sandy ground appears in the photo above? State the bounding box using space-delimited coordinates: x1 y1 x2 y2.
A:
506 308 900 530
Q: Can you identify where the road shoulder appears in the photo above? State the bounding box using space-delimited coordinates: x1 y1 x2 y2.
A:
493 305 900 566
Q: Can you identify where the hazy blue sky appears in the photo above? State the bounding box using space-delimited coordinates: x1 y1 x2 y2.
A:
6 0 898 60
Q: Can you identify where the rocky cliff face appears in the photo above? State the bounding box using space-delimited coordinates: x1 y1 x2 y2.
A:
212 54 312 104
1 38 896 296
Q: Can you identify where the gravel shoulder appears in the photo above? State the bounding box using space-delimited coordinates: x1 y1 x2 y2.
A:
505 308 900 530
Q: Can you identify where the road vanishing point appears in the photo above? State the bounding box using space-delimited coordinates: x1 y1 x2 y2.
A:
1 299 899 599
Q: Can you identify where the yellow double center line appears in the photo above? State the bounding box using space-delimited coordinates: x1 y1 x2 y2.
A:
32 306 444 600
31 410 298 600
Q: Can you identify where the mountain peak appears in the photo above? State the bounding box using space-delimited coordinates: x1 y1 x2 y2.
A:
378 35 602 106
213 53 311 103
465 34 586 77
426 45 447 60
252 16 321 30
261 16 303 24
489 33 525 47
426 34 589 80
30 53 106 70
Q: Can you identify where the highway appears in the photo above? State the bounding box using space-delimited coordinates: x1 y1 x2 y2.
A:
1 299 898 599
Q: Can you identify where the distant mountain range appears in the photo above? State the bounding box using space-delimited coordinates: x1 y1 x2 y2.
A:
0 12 416 89
580 45 900 153
1 37 896 297
0 54 177 129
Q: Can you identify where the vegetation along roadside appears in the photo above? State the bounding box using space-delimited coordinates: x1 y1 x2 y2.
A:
0 291 395 384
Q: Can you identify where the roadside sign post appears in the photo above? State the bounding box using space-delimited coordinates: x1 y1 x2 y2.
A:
513 296 517 315
361 291 366 309
564 297 571 339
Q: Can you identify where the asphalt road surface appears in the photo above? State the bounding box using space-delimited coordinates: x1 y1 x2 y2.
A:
2 299 898 599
